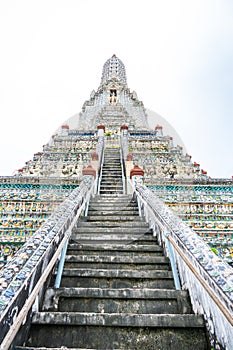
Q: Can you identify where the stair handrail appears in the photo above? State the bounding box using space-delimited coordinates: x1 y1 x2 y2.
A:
95 135 105 195
119 138 126 195
0 176 96 350
97 139 105 195
128 179 233 350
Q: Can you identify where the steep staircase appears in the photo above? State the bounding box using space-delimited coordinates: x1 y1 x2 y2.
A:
17 147 210 349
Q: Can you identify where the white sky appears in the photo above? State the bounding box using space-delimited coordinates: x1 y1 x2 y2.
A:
0 0 232 178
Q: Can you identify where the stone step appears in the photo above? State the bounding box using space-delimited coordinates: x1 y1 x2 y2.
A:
64 254 170 270
92 194 132 199
100 176 122 180
101 178 122 185
100 177 123 181
43 287 193 314
63 262 171 271
101 171 122 175
88 202 138 207
99 190 123 194
99 188 123 192
73 226 152 234
67 243 162 254
31 312 205 328
87 207 138 212
104 152 120 155
70 234 154 244
102 165 121 168
82 216 141 221
102 160 121 163
65 255 168 264
100 185 123 189
101 171 122 174
83 209 139 216
25 313 207 350
70 239 157 246
59 275 175 289
77 221 148 228
103 158 121 160
100 181 123 186
70 233 156 241
89 200 137 206
101 175 122 179
102 167 122 175
99 190 124 194
90 201 134 205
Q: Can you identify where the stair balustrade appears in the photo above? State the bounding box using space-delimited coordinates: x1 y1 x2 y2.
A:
0 176 97 350
129 180 233 350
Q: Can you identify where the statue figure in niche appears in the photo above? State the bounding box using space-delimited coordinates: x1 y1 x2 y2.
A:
110 89 117 104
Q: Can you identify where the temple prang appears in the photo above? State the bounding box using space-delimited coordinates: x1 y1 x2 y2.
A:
0 55 232 350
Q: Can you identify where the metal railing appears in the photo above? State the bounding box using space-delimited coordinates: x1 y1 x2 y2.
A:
119 139 126 195
97 150 105 195
95 135 105 195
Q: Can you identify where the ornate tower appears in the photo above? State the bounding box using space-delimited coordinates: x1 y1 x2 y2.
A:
78 54 149 131
101 54 127 86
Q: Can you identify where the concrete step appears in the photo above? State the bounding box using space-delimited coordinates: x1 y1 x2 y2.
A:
100 176 122 181
86 215 139 220
100 181 123 186
61 268 173 279
92 194 132 200
87 209 138 215
73 226 152 234
31 312 205 329
90 197 135 202
100 177 123 181
63 262 171 271
25 313 208 350
70 233 157 242
102 166 121 170
84 210 139 216
102 168 122 177
87 205 138 210
102 166 121 168
64 254 170 270
67 243 163 255
99 191 123 195
102 161 121 164
89 201 137 207
70 234 155 244
59 269 175 289
89 202 138 211
100 185 123 189
84 215 140 221
43 287 193 314
76 221 148 228
65 255 169 264
102 165 122 169
63 262 170 271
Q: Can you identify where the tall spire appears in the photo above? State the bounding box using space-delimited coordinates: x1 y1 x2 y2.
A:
101 54 127 86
